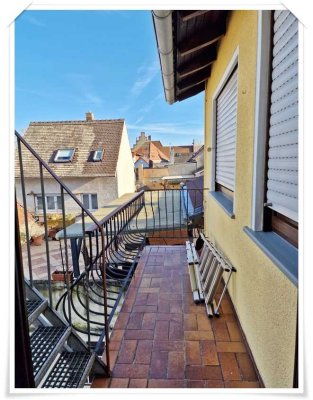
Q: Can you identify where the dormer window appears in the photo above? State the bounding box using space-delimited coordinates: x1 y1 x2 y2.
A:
54 148 75 162
93 149 103 161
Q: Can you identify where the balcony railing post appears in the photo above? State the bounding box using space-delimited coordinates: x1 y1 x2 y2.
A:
39 162 53 307
17 138 33 285
60 185 72 326
81 211 91 351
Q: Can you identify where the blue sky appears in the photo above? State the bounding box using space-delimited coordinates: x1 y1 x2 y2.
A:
15 10 204 147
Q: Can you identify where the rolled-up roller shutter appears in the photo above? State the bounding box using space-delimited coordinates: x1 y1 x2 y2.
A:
266 10 298 222
215 67 238 191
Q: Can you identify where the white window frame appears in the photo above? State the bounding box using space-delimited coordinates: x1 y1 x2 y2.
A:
93 149 104 161
251 11 273 231
36 194 62 213
54 148 75 162
81 193 98 211
210 47 239 200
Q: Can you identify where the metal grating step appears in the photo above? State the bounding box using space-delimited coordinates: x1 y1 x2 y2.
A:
30 326 69 378
42 351 93 388
26 300 42 315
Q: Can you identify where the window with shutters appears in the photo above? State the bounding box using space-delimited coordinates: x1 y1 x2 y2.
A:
264 10 298 247
215 65 238 201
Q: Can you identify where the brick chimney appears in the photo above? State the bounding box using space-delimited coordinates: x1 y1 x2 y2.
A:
86 111 94 121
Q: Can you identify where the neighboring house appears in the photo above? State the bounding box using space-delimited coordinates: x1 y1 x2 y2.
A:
132 132 199 165
153 9 299 388
133 141 169 166
188 144 204 176
15 112 135 215
134 156 150 169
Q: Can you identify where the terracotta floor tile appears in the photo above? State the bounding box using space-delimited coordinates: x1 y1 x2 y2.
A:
186 380 206 388
186 341 202 365
226 321 243 342
224 381 260 388
218 352 241 381
134 340 153 364
197 314 212 331
148 379 185 388
124 329 154 340
113 312 129 330
216 341 246 353
110 329 124 342
149 351 168 379
185 330 214 341
154 320 169 340
127 312 143 330
186 365 222 380
113 364 149 379
116 340 137 364
183 314 198 330
200 340 219 366
109 378 129 388
129 379 148 388
206 380 225 388
108 350 119 369
153 340 184 352
236 353 258 381
142 312 156 330
169 320 184 340
168 351 185 379
212 321 231 341
91 377 110 388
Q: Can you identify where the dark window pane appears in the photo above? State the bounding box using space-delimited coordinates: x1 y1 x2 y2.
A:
82 194 90 209
57 196 62 210
47 196 55 210
91 194 98 210
37 196 43 210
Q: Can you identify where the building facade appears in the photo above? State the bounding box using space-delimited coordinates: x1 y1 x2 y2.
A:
153 9 299 388
15 114 135 215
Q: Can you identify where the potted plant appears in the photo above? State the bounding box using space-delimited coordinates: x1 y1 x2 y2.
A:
51 269 73 283
29 221 45 246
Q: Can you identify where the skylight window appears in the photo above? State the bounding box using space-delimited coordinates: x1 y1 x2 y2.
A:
54 149 75 162
93 149 103 161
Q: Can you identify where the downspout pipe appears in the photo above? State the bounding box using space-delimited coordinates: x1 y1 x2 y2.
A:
152 10 175 104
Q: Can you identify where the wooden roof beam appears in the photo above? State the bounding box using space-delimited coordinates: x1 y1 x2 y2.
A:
177 65 211 91
178 46 217 78
180 10 210 22
177 82 205 101
178 22 226 56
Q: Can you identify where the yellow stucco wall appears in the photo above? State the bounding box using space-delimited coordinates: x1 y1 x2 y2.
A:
204 10 297 388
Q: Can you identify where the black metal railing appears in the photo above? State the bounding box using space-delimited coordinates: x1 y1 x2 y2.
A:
15 128 207 369
15 130 112 369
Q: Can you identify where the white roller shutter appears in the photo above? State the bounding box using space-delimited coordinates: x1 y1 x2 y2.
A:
266 10 298 221
215 67 238 191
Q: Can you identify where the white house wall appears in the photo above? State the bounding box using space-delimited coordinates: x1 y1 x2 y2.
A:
116 123 136 197
15 176 118 214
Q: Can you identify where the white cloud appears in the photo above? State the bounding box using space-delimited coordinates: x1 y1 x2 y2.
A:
130 59 159 96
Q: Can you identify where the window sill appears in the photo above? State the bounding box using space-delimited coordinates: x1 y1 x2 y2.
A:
243 227 298 286
209 191 234 218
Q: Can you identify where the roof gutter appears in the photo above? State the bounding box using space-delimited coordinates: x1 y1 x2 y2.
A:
152 10 175 104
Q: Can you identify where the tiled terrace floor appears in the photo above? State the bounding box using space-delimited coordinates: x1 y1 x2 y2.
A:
92 245 261 389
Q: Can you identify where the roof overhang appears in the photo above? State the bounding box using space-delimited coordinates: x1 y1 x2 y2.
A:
152 10 229 104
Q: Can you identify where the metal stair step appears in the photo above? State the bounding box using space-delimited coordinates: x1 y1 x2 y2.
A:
26 299 48 324
30 326 71 385
42 351 94 388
